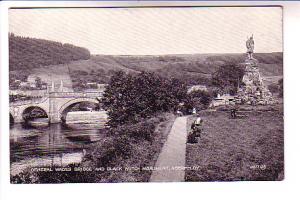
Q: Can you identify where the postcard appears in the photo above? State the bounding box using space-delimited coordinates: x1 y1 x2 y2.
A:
8 6 283 183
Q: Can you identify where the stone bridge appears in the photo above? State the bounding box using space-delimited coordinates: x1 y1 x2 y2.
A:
10 91 104 123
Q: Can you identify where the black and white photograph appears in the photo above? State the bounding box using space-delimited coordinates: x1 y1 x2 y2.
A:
8 6 284 183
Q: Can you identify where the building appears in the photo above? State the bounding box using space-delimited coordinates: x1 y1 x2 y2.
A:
210 94 235 107
27 75 38 84
97 84 107 91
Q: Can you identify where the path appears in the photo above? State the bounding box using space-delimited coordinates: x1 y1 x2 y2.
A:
150 116 188 182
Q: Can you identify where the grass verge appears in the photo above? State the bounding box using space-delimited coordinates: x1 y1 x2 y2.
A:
185 104 284 181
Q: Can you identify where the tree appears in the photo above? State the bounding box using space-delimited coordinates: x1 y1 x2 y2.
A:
211 64 245 95
183 90 213 114
101 71 187 127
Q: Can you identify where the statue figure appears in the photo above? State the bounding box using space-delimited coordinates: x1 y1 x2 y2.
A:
246 35 255 59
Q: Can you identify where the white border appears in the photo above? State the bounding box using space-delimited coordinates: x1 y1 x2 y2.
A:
1 1 300 200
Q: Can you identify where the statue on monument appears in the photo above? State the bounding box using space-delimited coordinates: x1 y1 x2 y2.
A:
237 34 276 105
246 35 255 59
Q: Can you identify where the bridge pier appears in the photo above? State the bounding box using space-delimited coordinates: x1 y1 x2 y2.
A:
49 97 61 123
49 113 61 123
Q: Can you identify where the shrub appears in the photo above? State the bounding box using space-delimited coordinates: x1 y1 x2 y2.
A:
90 136 133 167
110 119 157 142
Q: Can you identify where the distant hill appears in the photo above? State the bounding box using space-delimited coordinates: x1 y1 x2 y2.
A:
67 52 283 76
8 34 282 89
65 52 283 89
9 34 90 71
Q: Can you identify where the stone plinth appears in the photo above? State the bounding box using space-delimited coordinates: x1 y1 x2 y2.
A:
236 58 276 105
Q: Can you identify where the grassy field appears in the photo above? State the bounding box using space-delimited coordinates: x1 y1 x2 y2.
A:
185 104 284 181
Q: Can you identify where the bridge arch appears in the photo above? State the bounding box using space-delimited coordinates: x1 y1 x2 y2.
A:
58 98 100 123
22 106 49 121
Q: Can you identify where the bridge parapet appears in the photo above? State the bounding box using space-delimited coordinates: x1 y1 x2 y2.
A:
10 97 49 106
49 92 103 98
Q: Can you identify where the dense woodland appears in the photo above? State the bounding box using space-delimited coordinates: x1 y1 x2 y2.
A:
9 33 90 71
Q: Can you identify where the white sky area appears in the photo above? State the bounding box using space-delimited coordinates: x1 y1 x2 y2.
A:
9 7 282 55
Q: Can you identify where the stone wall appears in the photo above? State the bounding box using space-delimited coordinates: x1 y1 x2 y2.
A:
66 111 108 127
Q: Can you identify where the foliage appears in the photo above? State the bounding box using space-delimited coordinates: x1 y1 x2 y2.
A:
183 90 213 114
70 69 113 91
110 118 157 142
87 119 157 169
9 33 90 71
268 83 279 94
101 71 187 127
211 64 245 95
9 71 30 89
267 78 283 98
278 78 283 98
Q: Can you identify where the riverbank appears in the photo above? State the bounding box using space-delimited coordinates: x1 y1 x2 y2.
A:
11 112 176 183
185 104 284 181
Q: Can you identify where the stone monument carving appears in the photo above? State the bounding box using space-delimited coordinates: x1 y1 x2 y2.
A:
246 35 255 60
236 35 276 105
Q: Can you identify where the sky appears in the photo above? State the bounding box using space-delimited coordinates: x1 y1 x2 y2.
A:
9 7 282 55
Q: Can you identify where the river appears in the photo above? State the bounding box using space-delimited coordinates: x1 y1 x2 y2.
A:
10 122 107 176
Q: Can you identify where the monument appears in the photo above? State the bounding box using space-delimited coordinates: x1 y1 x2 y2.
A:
236 35 276 105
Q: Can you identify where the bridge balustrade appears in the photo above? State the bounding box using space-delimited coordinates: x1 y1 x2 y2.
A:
49 92 103 98
9 97 49 106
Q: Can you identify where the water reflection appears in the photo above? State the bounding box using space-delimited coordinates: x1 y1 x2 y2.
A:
10 123 106 175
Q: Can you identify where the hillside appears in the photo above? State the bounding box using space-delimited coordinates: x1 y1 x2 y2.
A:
8 34 282 90
9 34 90 71
65 52 283 90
